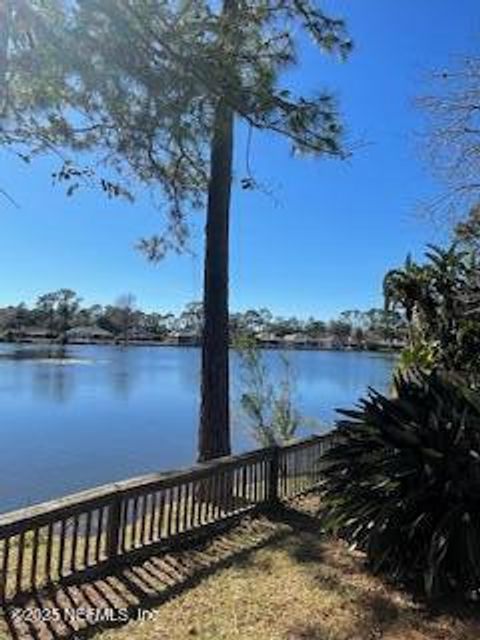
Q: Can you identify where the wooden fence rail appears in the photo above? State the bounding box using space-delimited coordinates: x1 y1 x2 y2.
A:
0 433 334 605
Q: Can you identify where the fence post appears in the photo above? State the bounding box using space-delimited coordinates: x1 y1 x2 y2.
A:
0 562 5 608
106 495 122 563
268 446 280 506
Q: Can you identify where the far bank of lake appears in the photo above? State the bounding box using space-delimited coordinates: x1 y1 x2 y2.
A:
0 344 396 513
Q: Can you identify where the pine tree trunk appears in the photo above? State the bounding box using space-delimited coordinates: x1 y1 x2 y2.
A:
198 95 234 462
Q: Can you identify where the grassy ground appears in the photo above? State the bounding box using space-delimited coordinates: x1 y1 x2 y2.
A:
1 495 479 640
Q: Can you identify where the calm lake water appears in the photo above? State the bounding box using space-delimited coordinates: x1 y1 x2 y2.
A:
0 344 396 513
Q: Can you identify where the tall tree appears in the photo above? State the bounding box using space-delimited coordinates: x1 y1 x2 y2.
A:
113 294 137 344
56 288 81 337
383 255 431 329
34 288 81 337
2 0 351 461
418 56 480 224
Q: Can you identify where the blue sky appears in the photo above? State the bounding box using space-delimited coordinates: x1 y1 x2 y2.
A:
1 1 478 319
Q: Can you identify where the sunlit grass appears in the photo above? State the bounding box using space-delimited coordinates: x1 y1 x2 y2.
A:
2 496 478 640
94 499 480 640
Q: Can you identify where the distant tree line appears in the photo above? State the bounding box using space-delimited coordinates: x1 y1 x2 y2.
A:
230 307 406 347
0 289 407 347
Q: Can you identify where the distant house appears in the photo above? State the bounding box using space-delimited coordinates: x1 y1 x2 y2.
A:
168 331 200 346
129 328 156 342
363 332 405 351
256 332 282 348
313 336 336 350
21 327 53 342
344 336 364 350
66 326 114 343
390 337 406 350
282 333 310 348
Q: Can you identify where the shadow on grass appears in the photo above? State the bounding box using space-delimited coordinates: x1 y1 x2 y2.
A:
268 503 326 558
3 500 480 640
2 514 290 640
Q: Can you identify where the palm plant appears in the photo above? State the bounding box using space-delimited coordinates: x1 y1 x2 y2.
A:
322 243 480 599
383 253 431 326
383 244 480 381
322 370 480 599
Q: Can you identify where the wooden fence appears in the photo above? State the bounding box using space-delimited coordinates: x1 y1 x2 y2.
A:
0 433 334 605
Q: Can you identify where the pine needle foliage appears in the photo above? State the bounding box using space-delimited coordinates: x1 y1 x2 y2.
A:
1 0 352 254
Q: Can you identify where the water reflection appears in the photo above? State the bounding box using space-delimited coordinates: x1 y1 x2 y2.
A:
0 345 70 361
32 362 76 403
0 345 395 513
176 347 201 389
109 347 136 399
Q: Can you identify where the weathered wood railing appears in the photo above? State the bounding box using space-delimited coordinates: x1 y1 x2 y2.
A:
0 433 334 604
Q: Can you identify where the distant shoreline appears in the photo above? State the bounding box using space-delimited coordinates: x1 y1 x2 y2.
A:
0 337 401 354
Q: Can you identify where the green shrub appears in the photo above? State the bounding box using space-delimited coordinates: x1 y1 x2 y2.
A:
322 369 480 599
234 335 314 446
383 244 480 382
